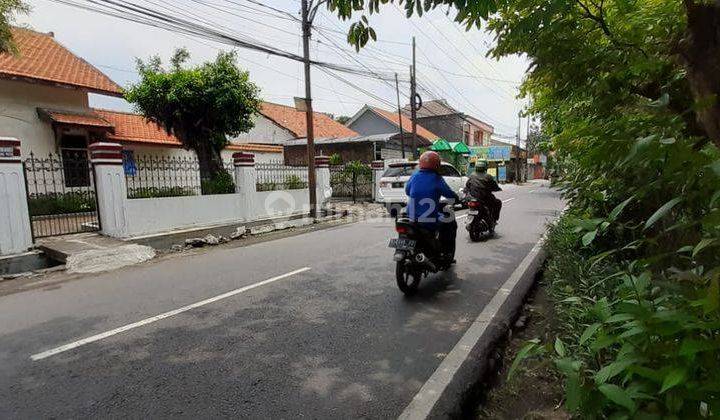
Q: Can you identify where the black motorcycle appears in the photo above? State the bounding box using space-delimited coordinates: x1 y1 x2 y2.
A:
389 215 455 295
465 198 496 241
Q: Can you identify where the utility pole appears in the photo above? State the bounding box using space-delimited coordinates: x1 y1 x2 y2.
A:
395 73 406 159
409 37 419 159
301 0 317 218
516 111 522 184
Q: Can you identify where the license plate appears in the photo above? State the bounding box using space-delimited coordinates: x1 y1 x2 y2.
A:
389 238 416 250
468 210 479 215
392 182 404 188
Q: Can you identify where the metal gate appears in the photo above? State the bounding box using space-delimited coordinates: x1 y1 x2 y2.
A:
329 163 374 202
23 151 101 239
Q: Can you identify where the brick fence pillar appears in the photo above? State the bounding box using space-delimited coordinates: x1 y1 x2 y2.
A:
89 142 128 238
314 156 331 209
371 160 385 202
0 137 33 255
233 152 257 220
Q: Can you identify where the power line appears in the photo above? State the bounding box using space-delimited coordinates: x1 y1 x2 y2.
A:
46 0 403 79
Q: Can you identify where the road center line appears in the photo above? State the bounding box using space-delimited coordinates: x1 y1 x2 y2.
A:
502 197 516 203
30 267 312 361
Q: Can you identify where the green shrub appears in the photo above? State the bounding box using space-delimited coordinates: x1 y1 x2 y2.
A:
127 186 196 199
329 153 343 165
28 192 96 216
284 174 306 190
256 182 277 192
201 170 235 195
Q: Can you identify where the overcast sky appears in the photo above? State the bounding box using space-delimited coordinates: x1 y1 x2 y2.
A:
17 0 530 138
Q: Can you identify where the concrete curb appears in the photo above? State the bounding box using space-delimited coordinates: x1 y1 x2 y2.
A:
399 236 547 419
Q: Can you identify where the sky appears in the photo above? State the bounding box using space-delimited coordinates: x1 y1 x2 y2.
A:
16 0 531 138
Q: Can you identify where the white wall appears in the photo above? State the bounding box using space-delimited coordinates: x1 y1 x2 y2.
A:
123 193 245 236
228 115 294 145
122 188 316 237
0 160 33 255
0 79 90 157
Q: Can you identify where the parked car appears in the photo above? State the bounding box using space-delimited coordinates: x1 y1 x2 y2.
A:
376 161 468 215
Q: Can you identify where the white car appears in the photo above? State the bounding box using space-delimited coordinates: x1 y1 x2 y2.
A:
376 161 468 214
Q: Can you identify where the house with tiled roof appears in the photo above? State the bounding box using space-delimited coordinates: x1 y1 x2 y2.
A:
283 105 436 165
401 99 494 146
0 27 285 168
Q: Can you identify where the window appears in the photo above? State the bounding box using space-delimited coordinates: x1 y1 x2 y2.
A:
60 135 90 188
382 164 417 177
438 164 460 177
373 142 382 161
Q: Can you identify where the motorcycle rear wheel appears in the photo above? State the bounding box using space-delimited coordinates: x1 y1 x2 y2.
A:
396 262 421 295
469 229 482 242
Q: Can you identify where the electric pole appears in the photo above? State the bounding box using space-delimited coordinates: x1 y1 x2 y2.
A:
395 73 406 159
301 0 317 218
516 111 522 184
410 37 419 159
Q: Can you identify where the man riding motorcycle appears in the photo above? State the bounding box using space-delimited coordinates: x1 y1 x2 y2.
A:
465 161 502 222
404 151 459 263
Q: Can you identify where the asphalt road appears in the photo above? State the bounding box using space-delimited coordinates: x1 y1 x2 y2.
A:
0 181 563 419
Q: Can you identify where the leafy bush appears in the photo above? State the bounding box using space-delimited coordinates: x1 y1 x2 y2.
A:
256 182 277 192
201 170 235 195
28 192 96 216
284 174 306 190
527 210 720 418
329 153 343 165
127 186 196 199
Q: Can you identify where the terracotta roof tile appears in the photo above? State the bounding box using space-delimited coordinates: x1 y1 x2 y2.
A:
0 28 122 96
93 109 181 146
371 107 439 142
37 108 114 129
259 101 357 139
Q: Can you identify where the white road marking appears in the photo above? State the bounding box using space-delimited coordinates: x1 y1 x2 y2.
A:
30 267 312 361
529 189 537 193
502 197 516 203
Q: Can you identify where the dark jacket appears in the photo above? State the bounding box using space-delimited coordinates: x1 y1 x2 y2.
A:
466 172 501 198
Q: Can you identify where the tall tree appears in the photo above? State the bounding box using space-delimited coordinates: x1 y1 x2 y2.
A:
0 0 28 53
328 0 720 149
126 49 261 183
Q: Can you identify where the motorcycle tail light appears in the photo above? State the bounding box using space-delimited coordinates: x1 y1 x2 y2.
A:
468 200 481 209
395 225 410 234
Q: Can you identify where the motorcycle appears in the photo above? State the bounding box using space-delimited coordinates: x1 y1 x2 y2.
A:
388 213 455 295
465 197 496 242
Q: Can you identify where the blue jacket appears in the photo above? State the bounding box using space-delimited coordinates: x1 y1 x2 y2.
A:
405 169 459 227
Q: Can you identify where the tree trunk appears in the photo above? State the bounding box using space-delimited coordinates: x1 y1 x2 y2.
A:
679 0 720 149
195 143 225 192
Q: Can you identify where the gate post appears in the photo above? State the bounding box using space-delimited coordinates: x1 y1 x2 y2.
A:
0 138 33 255
89 142 128 238
315 156 331 209
371 160 384 202
233 152 257 220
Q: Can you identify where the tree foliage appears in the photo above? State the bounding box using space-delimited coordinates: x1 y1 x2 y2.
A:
327 0 720 416
0 0 28 54
125 49 261 184
328 0 720 148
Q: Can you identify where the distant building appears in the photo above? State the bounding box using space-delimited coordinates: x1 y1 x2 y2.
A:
401 99 493 146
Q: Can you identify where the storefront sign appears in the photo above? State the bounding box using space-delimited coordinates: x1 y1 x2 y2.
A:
469 146 511 161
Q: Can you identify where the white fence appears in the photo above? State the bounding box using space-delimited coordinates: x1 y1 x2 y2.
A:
93 144 331 239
